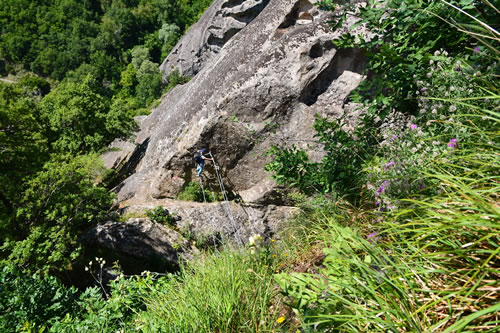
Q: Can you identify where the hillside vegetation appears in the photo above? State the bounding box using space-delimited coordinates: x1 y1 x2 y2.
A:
1 0 498 332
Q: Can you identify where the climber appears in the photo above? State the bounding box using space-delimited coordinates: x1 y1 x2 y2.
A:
194 148 213 177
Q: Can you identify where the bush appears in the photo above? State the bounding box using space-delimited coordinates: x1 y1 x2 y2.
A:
6 154 114 274
164 69 190 93
0 266 79 332
146 206 175 226
176 181 221 202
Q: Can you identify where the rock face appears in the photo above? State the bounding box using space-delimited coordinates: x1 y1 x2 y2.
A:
105 0 368 248
82 218 195 274
113 0 367 206
119 199 298 248
161 0 271 79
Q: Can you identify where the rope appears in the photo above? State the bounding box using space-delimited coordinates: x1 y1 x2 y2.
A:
199 176 207 203
209 152 244 246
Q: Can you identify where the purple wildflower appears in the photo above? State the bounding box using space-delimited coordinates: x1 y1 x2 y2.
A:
376 217 384 223
377 181 388 195
385 161 395 169
390 134 398 142
455 66 461 72
367 232 378 238
473 47 480 54
447 138 458 149
410 124 418 130
421 87 426 92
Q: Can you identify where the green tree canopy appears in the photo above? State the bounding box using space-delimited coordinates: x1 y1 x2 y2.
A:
6 154 114 274
40 75 134 154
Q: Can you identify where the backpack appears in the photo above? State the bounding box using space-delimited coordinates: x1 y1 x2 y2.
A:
194 151 202 163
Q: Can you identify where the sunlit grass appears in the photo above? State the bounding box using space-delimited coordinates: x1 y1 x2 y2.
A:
135 247 284 332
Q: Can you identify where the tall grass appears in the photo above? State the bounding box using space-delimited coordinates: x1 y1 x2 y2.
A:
134 247 283 332
277 121 499 330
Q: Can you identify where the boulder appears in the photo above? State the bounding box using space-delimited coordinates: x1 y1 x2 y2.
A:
81 218 195 274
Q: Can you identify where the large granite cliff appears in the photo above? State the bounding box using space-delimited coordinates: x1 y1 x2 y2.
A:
100 0 367 249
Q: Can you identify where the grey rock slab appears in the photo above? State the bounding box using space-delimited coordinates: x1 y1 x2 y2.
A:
161 0 271 79
101 139 136 170
119 198 299 246
114 0 368 206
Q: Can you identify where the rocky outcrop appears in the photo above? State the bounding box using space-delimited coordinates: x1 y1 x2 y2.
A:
112 0 368 207
119 199 298 247
81 218 195 274
161 0 271 79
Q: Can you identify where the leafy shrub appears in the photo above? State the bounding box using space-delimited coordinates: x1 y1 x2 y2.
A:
164 69 190 94
0 266 79 332
146 206 175 226
266 114 378 197
176 181 220 202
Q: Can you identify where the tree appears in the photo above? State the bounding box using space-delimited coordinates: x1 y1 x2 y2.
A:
158 23 180 58
135 60 163 106
40 74 134 154
131 45 150 69
6 154 114 274
119 63 137 97
0 82 47 222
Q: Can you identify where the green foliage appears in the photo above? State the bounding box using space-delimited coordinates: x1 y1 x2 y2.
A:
0 82 48 222
164 69 190 93
0 271 158 332
136 59 163 107
0 0 214 113
331 0 497 118
266 114 377 197
266 145 322 195
136 249 283 332
176 181 222 202
5 155 114 274
50 284 132 332
158 23 181 59
131 46 151 70
177 0 215 29
0 266 79 332
146 206 175 226
40 75 134 154
119 63 138 96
